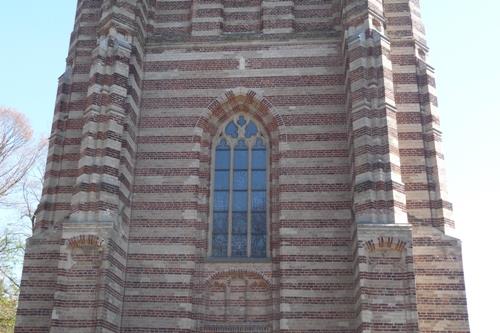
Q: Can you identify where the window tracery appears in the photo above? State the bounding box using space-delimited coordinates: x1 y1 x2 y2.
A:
210 114 268 258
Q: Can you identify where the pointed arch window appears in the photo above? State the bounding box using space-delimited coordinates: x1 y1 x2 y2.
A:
210 114 269 259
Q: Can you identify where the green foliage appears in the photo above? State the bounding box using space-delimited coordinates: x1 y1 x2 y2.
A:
0 281 18 333
0 232 23 332
0 230 25 289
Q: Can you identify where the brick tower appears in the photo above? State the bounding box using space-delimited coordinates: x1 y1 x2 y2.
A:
15 0 469 332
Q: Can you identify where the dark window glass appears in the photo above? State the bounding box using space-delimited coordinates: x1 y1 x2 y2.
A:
251 212 266 234
251 235 266 258
232 234 247 257
213 212 229 233
232 212 247 234
212 233 228 257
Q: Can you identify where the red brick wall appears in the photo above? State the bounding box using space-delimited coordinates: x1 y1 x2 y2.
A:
15 1 469 332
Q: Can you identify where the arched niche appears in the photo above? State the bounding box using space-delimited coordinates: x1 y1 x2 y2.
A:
200 270 272 332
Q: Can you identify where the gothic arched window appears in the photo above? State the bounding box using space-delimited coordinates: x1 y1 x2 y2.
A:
210 114 268 259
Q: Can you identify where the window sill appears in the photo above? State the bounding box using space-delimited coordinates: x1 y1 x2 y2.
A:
205 257 272 264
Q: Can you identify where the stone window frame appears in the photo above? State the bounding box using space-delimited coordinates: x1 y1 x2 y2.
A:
208 113 271 259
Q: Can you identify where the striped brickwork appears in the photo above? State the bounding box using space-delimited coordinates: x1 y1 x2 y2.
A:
343 0 408 226
122 40 353 331
15 0 469 332
383 1 469 331
356 225 419 332
49 1 153 331
342 1 418 331
17 0 153 332
16 1 105 332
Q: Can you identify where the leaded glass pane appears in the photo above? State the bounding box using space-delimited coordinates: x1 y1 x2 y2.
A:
237 115 247 126
211 114 269 258
232 234 247 257
217 138 229 147
213 212 229 233
254 138 265 148
225 121 238 138
252 170 266 190
234 140 248 169
250 137 266 258
233 171 248 190
251 212 266 234
212 234 228 257
215 149 230 170
252 191 266 211
245 121 258 138
251 235 266 258
214 170 229 190
232 191 248 211
252 149 266 170
214 191 229 211
232 212 247 234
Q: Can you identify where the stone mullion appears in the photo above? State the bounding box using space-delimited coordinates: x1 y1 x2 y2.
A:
247 143 253 258
228 142 235 257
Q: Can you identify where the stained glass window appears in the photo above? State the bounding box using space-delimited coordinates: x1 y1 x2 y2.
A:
210 114 268 258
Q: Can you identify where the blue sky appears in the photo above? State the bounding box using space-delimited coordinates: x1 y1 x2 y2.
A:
422 1 500 331
0 1 77 137
1 1 498 331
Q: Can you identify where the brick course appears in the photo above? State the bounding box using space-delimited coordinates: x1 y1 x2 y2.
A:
15 0 469 332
